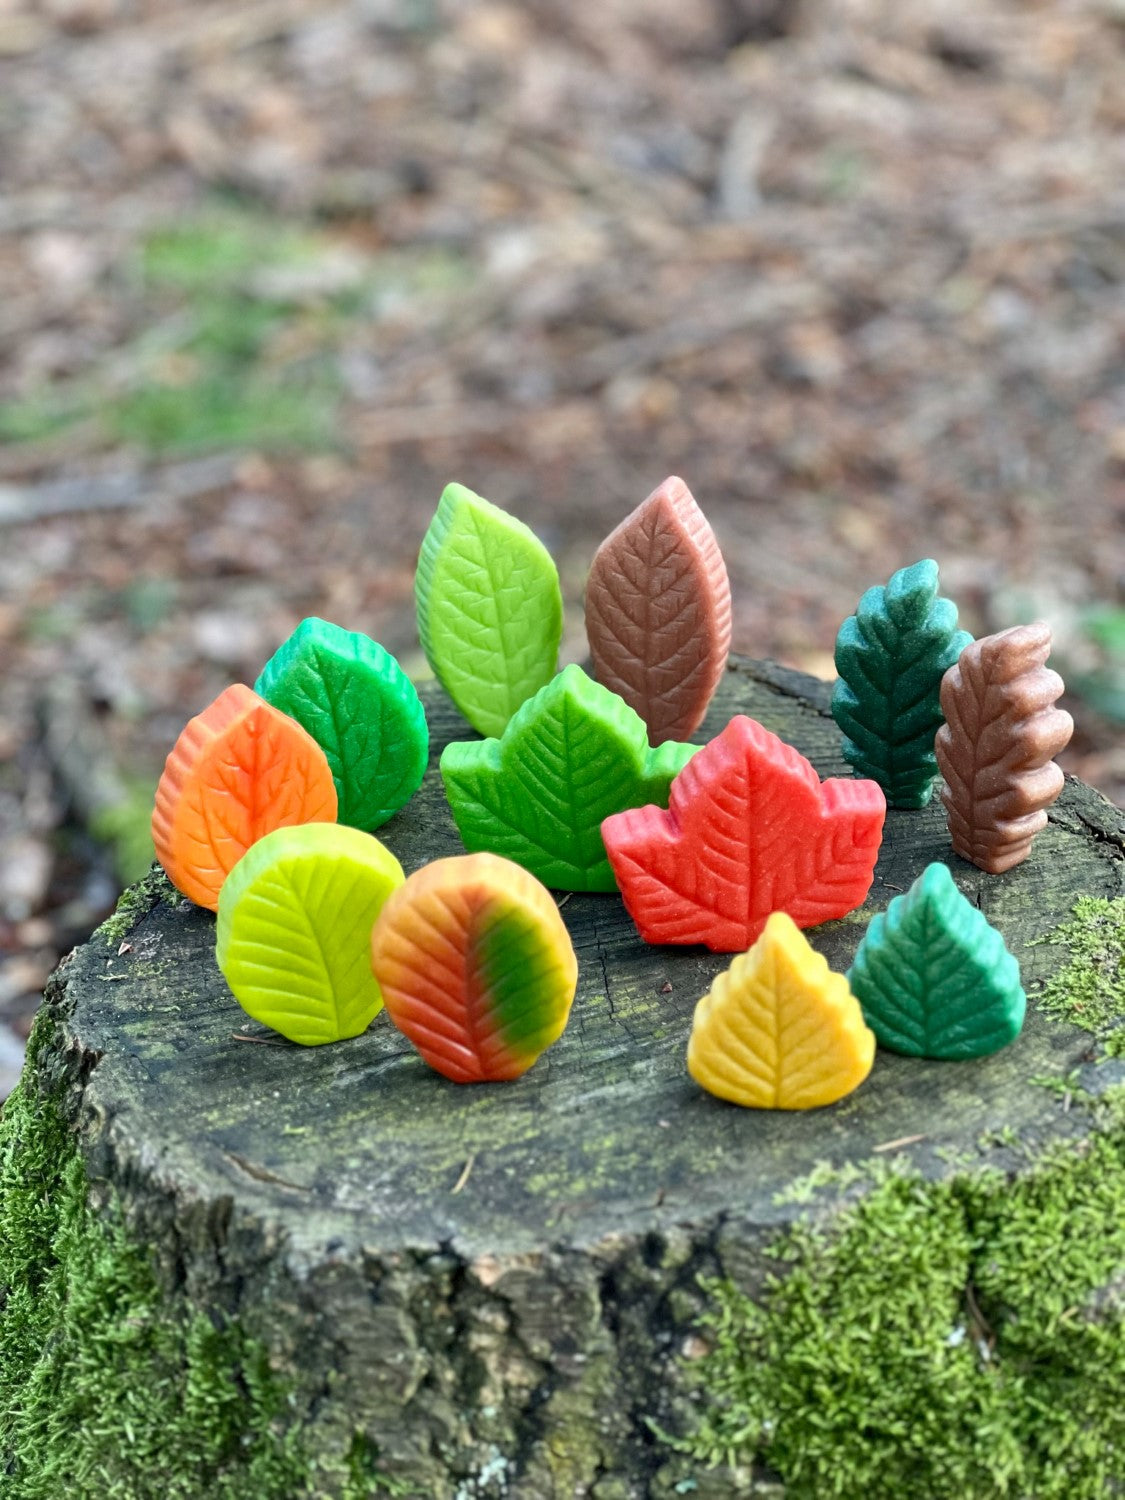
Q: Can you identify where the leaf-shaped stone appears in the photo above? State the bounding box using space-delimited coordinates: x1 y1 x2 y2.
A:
687 911 875 1109
415 482 563 738
255 617 428 832
585 475 732 744
847 862 1026 1058
832 559 973 808
935 622 1074 874
370 852 578 1082
216 823 404 1045
602 715 885 952
440 664 696 892
152 683 338 911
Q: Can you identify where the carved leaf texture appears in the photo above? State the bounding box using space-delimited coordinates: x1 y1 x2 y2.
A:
602 715 885 952
152 684 338 910
255 617 428 831
441 665 695 892
370 853 578 1082
935 622 1074 873
687 912 875 1109
831 559 972 808
415 482 563 738
847 863 1026 1059
216 823 404 1045
585 476 732 744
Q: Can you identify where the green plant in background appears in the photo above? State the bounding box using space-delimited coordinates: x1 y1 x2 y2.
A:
0 201 473 458
1071 605 1125 723
89 776 158 887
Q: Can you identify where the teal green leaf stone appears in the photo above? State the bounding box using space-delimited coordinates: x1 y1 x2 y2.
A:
440 664 696 892
832 559 972 808
254 617 428 831
847 862 1026 1059
415 482 563 739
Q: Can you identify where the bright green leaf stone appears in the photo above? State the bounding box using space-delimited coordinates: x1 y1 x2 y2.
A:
832 559 972 808
216 822 404 1045
847 862 1026 1059
415 481 563 738
254 617 428 831
440 664 696 892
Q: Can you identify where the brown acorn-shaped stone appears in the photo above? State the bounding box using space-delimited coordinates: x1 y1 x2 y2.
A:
935 622 1073 874
585 476 731 744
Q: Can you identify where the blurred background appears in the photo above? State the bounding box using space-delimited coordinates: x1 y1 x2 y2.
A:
0 0 1123 1090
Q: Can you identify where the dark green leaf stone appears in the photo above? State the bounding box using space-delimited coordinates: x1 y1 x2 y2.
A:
832 559 972 808
848 861 1027 1059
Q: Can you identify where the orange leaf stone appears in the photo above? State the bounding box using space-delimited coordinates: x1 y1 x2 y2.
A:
152 683 338 910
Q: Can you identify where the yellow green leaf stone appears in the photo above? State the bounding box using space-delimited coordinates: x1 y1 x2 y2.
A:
415 482 563 738
216 822 404 1045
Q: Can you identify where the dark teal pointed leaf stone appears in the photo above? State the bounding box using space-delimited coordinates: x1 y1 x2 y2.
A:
847 862 1027 1059
832 559 972 808
255 617 428 831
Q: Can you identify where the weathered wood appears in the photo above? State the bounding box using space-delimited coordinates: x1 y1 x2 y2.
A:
14 657 1125 1497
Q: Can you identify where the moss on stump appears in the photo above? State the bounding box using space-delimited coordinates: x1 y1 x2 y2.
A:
2 658 1124 1499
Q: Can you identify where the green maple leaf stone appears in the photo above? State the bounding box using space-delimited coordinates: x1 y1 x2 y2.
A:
440 664 696 892
832 558 972 808
848 862 1026 1059
255 617 428 831
415 482 563 738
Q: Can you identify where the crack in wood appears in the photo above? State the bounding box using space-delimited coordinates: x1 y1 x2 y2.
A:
221 1149 312 1195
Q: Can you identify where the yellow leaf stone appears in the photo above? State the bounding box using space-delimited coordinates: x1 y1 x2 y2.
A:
687 911 875 1109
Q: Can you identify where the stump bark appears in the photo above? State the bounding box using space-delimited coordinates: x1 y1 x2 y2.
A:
4 657 1125 1499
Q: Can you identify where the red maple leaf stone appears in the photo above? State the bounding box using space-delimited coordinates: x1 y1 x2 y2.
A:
602 715 886 952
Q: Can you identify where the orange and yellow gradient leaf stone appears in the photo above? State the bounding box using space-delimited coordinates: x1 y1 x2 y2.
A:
152 683 338 910
370 853 578 1083
687 912 875 1109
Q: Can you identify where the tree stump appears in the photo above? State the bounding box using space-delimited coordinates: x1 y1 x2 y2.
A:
4 658 1125 1500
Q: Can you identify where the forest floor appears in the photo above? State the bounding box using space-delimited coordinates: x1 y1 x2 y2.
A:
1 0 1123 1087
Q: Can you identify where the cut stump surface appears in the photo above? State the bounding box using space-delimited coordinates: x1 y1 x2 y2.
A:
11 657 1125 1499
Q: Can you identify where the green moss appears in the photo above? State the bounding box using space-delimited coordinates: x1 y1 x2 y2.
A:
1031 895 1125 1039
666 1093 1125 1498
94 866 183 947
0 1013 400 1499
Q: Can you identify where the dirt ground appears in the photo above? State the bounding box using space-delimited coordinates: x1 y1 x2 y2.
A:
1 0 1123 1086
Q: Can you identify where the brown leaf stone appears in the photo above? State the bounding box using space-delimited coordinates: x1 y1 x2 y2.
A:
584 476 731 744
935 622 1074 874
